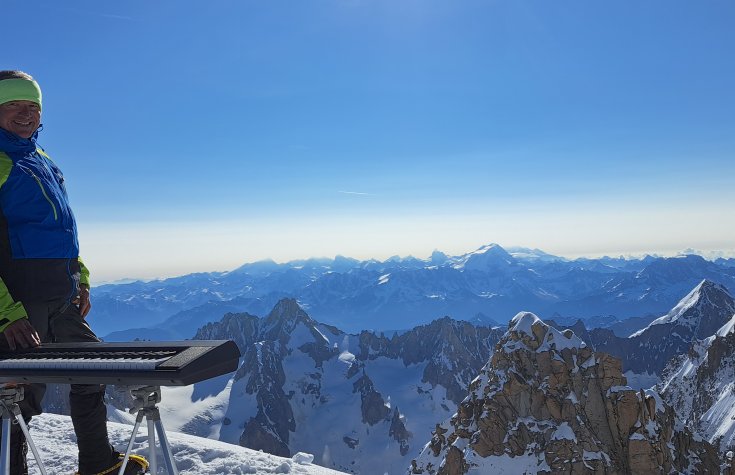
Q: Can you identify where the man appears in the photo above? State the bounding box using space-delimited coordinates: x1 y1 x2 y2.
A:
0 71 149 475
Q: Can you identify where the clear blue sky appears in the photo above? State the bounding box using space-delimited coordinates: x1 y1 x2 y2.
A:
4 0 734 282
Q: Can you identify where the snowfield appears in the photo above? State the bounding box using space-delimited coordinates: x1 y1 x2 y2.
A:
26 414 347 475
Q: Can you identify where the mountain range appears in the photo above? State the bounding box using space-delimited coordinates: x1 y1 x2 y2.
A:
37 244 735 473
91 244 735 337
65 278 731 474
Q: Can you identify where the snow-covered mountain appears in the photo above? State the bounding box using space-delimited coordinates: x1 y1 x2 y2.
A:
41 282 735 473
410 312 724 474
102 299 503 474
658 313 735 454
26 413 346 475
566 280 735 387
629 280 735 340
92 244 735 336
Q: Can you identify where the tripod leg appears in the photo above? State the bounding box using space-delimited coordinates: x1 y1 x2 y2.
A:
11 407 46 475
153 420 178 475
119 412 145 475
0 415 10 475
147 418 157 475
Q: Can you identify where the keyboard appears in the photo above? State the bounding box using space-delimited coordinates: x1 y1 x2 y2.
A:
0 340 241 386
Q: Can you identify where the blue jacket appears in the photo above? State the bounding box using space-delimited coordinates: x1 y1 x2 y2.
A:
0 127 87 328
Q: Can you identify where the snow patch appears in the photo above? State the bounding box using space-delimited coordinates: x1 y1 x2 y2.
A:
716 314 735 338
27 413 345 475
552 422 577 442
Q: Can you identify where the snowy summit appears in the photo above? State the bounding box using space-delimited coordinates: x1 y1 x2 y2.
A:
504 311 586 353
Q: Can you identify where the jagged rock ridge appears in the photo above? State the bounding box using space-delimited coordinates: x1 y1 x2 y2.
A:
411 312 722 474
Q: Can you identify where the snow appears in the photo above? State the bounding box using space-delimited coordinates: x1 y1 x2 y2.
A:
337 351 355 364
607 385 633 395
509 312 541 335
645 420 658 438
292 453 315 465
507 312 586 353
643 389 666 415
276 347 458 475
623 371 660 390
26 413 346 475
700 382 735 451
582 451 610 463
580 356 597 369
716 313 735 337
551 422 577 442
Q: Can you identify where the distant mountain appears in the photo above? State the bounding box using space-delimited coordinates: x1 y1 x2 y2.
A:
411 312 722 474
658 313 735 454
91 244 735 335
104 294 286 341
102 299 503 474
583 280 735 380
716 257 735 268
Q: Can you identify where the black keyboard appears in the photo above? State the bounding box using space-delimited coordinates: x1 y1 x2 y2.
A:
0 340 241 386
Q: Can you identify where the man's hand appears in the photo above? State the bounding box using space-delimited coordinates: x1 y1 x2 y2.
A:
73 284 92 318
3 319 40 351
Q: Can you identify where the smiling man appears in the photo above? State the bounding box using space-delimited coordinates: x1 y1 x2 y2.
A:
0 71 148 475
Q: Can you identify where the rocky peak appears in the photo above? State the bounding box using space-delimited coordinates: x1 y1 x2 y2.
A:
194 311 259 353
261 298 314 341
503 311 586 353
411 314 722 474
389 407 412 456
353 372 390 426
632 280 734 340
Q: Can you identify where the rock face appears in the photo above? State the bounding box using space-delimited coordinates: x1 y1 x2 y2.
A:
192 298 503 474
410 312 721 474
659 313 735 455
356 316 502 405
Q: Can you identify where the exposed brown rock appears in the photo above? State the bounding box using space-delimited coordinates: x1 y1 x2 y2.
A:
410 312 723 474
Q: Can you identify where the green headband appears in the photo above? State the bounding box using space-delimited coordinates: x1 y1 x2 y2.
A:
0 79 43 110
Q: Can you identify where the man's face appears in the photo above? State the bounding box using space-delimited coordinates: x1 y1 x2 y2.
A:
0 100 41 139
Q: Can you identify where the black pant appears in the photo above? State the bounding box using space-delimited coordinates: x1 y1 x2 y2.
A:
0 300 118 474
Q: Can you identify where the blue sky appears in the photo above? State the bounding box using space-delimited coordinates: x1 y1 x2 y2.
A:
4 0 734 281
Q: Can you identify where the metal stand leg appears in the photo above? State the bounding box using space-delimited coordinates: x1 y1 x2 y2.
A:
147 418 157 475
154 420 176 475
0 417 10 475
119 386 178 475
0 386 47 475
119 412 145 475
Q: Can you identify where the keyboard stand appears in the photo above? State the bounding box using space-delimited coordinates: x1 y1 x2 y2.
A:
119 386 179 475
0 385 46 475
